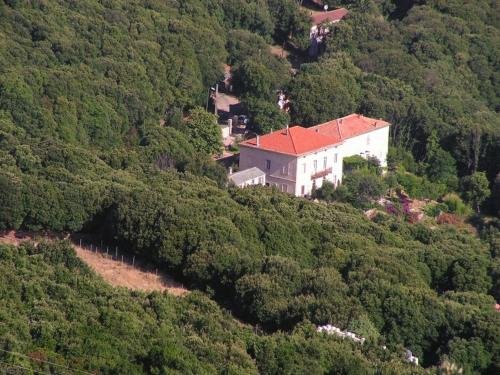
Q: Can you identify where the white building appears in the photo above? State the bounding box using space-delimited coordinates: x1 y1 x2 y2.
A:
310 8 349 40
238 114 390 197
228 167 266 188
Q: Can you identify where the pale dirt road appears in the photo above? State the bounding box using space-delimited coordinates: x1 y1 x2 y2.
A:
0 230 189 296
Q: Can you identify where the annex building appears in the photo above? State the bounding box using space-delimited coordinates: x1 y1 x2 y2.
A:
238 114 390 197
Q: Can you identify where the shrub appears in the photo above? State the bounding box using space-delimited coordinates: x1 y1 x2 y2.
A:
442 193 470 216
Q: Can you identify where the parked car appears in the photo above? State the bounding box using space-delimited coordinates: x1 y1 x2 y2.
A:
238 115 249 125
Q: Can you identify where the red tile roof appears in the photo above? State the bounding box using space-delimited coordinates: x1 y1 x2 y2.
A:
312 114 390 140
240 114 390 156
240 126 339 156
311 8 349 26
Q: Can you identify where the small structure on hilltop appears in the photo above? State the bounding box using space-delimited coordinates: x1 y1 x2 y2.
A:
310 8 348 40
228 167 266 188
309 7 349 56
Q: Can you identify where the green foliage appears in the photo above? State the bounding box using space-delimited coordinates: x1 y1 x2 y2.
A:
233 58 290 100
288 54 362 126
323 2 500 187
183 108 223 156
312 181 337 201
442 193 470 216
244 97 289 134
493 173 500 217
394 168 447 200
342 169 386 208
422 202 448 218
0 172 24 230
0 241 433 374
226 29 269 66
266 0 310 50
461 172 491 213
0 0 228 148
447 338 492 374
424 132 458 190
344 155 382 175
386 147 419 174
0 1 499 373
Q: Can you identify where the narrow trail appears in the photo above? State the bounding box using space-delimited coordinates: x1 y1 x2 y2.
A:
0 230 189 296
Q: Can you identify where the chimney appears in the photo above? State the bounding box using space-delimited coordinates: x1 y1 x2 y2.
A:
256 135 260 147
228 167 233 175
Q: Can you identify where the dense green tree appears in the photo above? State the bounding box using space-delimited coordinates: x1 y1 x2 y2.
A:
0 172 23 230
244 97 289 134
183 108 223 156
288 55 362 126
493 173 500 217
461 172 491 213
342 169 386 207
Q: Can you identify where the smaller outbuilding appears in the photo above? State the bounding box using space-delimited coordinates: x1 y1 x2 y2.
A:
228 167 266 188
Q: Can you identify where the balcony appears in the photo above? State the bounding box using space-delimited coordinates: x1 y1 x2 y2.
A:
311 167 332 180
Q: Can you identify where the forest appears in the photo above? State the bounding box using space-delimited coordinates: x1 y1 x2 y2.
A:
0 0 499 374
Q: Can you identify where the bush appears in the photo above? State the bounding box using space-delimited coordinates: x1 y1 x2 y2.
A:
244 97 290 135
394 168 447 200
442 193 470 216
343 169 386 208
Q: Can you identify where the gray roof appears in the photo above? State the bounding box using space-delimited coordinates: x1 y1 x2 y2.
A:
228 167 265 186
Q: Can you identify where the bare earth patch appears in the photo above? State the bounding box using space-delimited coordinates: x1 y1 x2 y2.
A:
0 230 189 296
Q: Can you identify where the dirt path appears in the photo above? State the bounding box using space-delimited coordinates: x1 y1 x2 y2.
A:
0 231 189 296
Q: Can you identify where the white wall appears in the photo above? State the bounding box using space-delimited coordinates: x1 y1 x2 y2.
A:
340 126 390 167
220 125 230 139
237 174 266 188
294 145 343 196
239 146 297 193
238 125 389 197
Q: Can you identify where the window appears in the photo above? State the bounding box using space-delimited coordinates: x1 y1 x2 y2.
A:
323 156 327 169
313 160 318 172
334 153 338 163
301 185 305 195
266 160 271 170
281 184 287 192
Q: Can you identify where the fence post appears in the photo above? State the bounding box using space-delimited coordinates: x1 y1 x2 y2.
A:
121 255 123 265
79 239 82 247
106 246 109 255
115 247 118 259
90 244 93 252
132 256 135 266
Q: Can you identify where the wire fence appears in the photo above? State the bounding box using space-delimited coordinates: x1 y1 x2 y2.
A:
75 238 161 279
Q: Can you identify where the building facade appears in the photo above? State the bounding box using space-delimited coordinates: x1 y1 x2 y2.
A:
228 167 266 188
239 114 390 197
